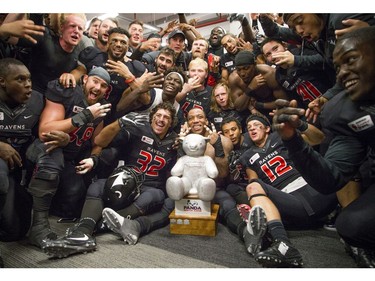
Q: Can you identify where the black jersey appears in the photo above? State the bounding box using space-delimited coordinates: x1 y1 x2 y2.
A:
113 112 178 189
179 86 212 118
321 91 375 149
275 46 333 108
228 133 254 184
78 46 146 123
208 109 243 131
45 80 104 161
220 52 237 74
0 90 44 158
239 132 300 189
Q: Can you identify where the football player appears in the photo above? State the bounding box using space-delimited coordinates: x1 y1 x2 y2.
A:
42 102 178 258
229 113 338 267
26 67 111 249
0 58 69 264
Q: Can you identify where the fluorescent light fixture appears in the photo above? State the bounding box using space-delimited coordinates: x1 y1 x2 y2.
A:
86 13 120 29
143 23 159 31
98 13 119 20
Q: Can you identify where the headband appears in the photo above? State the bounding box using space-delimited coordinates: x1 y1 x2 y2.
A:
166 72 184 85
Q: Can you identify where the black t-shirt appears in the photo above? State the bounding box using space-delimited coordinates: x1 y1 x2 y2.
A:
18 28 80 94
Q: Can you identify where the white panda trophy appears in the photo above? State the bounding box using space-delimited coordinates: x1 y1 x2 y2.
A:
166 133 218 201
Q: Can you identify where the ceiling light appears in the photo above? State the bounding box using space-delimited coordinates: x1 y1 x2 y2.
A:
143 23 160 31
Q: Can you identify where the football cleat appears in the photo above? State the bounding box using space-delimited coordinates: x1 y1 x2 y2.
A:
42 231 96 259
255 240 304 268
237 204 251 223
102 208 141 245
0 250 4 268
243 205 267 256
345 243 375 268
228 13 245 23
28 225 57 249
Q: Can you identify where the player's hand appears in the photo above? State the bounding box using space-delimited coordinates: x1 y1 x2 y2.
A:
140 37 161 52
272 99 305 140
237 37 253 52
182 76 201 93
87 103 111 119
249 74 266 90
105 59 132 78
335 19 369 38
205 122 220 145
0 142 22 169
139 73 164 92
75 157 94 174
305 96 327 123
1 19 45 44
42 131 70 153
59 73 76 88
272 50 295 68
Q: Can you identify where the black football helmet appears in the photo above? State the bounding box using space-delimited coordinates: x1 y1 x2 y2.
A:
102 165 144 209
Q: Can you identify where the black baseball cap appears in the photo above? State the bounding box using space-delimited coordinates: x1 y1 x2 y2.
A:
168 29 185 40
147 32 162 40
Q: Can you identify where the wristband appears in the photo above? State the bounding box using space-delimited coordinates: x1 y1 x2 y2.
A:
244 88 254 97
90 155 99 170
125 76 135 84
212 136 225 158
255 102 265 110
71 108 94 128
297 120 308 132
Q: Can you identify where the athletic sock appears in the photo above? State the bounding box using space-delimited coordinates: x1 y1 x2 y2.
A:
267 219 290 243
117 203 142 220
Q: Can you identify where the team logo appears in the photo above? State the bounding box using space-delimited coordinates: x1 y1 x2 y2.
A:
249 153 260 165
141 135 154 145
183 200 202 212
225 61 233 67
348 115 374 132
72 105 84 114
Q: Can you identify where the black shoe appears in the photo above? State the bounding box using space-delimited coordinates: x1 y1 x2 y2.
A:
43 231 96 259
323 205 341 231
345 243 375 268
94 218 110 235
255 240 304 268
0 250 4 268
243 205 267 256
228 13 245 23
28 224 58 249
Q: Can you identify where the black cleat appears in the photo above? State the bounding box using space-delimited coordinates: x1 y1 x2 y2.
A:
243 205 267 256
94 218 110 235
345 243 375 268
28 225 57 249
228 13 245 23
255 240 304 268
0 250 4 268
43 231 96 259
